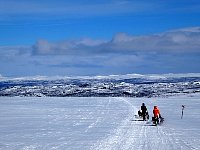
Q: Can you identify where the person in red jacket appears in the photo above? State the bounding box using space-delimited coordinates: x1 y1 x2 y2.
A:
153 106 160 118
153 106 161 125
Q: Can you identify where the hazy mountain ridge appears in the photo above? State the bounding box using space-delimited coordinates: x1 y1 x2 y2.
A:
0 74 200 97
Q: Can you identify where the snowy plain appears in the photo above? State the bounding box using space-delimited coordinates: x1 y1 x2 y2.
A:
0 95 200 150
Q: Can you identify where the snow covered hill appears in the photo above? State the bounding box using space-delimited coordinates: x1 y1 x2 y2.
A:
0 73 200 97
0 95 200 150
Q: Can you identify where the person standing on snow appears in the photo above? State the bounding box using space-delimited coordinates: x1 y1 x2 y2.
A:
141 103 148 121
153 106 161 124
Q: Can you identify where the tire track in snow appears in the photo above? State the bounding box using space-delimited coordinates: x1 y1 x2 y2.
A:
91 97 196 150
85 99 112 133
157 127 198 150
146 124 197 150
91 97 140 150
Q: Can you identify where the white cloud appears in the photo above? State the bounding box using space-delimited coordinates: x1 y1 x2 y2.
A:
32 27 200 55
1 27 200 57
111 27 200 52
0 46 30 61
32 38 107 55
1 26 200 76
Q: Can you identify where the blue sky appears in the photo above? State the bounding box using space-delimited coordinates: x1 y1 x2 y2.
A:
0 0 200 77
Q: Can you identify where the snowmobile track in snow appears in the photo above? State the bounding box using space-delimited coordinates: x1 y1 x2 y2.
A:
0 97 199 150
92 97 197 150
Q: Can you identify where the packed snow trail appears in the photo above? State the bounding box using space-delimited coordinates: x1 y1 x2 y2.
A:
92 97 199 150
0 97 200 150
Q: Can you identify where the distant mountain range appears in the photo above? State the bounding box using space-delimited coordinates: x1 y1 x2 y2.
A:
0 73 200 97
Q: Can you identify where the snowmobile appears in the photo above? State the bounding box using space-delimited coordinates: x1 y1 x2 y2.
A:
138 110 149 120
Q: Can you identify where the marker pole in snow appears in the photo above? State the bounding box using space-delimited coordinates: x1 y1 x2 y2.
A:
181 105 185 119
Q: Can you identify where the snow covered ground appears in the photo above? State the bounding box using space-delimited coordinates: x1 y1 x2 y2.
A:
1 73 200 97
0 95 200 150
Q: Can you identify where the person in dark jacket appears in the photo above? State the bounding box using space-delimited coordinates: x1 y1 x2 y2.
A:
141 103 148 121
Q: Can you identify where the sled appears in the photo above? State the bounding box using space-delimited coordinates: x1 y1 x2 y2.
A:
138 110 149 121
152 116 164 126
